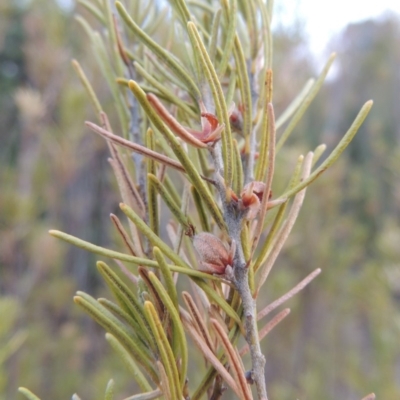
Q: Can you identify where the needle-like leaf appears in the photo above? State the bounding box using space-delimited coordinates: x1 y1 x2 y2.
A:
148 272 188 388
182 318 242 398
18 388 41 400
278 100 374 201
144 301 181 400
106 333 153 393
257 269 321 321
104 379 115 400
211 318 253 400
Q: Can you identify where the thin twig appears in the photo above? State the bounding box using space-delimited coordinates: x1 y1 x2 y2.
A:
240 308 290 356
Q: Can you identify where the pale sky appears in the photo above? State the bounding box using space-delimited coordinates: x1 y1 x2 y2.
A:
273 0 400 58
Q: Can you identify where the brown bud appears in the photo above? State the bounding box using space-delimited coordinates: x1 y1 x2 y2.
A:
193 232 235 275
240 181 267 220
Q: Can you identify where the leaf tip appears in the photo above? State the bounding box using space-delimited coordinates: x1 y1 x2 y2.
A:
128 79 139 92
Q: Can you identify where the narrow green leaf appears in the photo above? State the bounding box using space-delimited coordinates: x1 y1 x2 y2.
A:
284 154 305 192
120 203 191 270
133 62 197 119
267 0 274 23
187 21 234 186
148 174 190 228
218 0 237 77
153 247 179 311
275 78 314 130
127 80 225 229
146 130 159 237
104 379 115 400
254 154 303 272
77 0 105 23
246 0 259 59
191 186 210 232
253 201 288 274
49 229 222 281
74 293 158 383
312 144 327 166
193 278 242 326
72 59 103 116
146 6 169 36
102 0 124 76
255 70 272 182
232 139 244 198
225 70 237 106
279 100 373 200
75 14 128 133
233 34 252 139
186 0 214 13
106 333 153 393
116 1 200 100
170 0 191 24
143 51 193 96
144 302 181 400
99 298 148 342
49 230 157 267
0 330 27 364
138 267 166 322
91 32 129 136
122 389 162 400
163 174 182 207
148 272 188 389
137 0 155 26
18 388 41 400
276 54 336 151
256 152 314 294
97 261 153 347
208 9 222 63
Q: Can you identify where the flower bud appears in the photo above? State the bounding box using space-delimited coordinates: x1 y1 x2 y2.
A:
240 181 268 220
193 232 235 275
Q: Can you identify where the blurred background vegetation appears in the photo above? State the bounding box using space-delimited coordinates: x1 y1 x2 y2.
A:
1 0 399 399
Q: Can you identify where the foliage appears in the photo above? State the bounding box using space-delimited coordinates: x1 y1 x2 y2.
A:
15 0 375 399
4 1 400 400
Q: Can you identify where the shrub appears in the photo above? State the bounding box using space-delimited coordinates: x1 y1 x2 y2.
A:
19 1 374 399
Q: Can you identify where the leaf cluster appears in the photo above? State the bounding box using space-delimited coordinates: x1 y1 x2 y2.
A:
19 0 373 399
